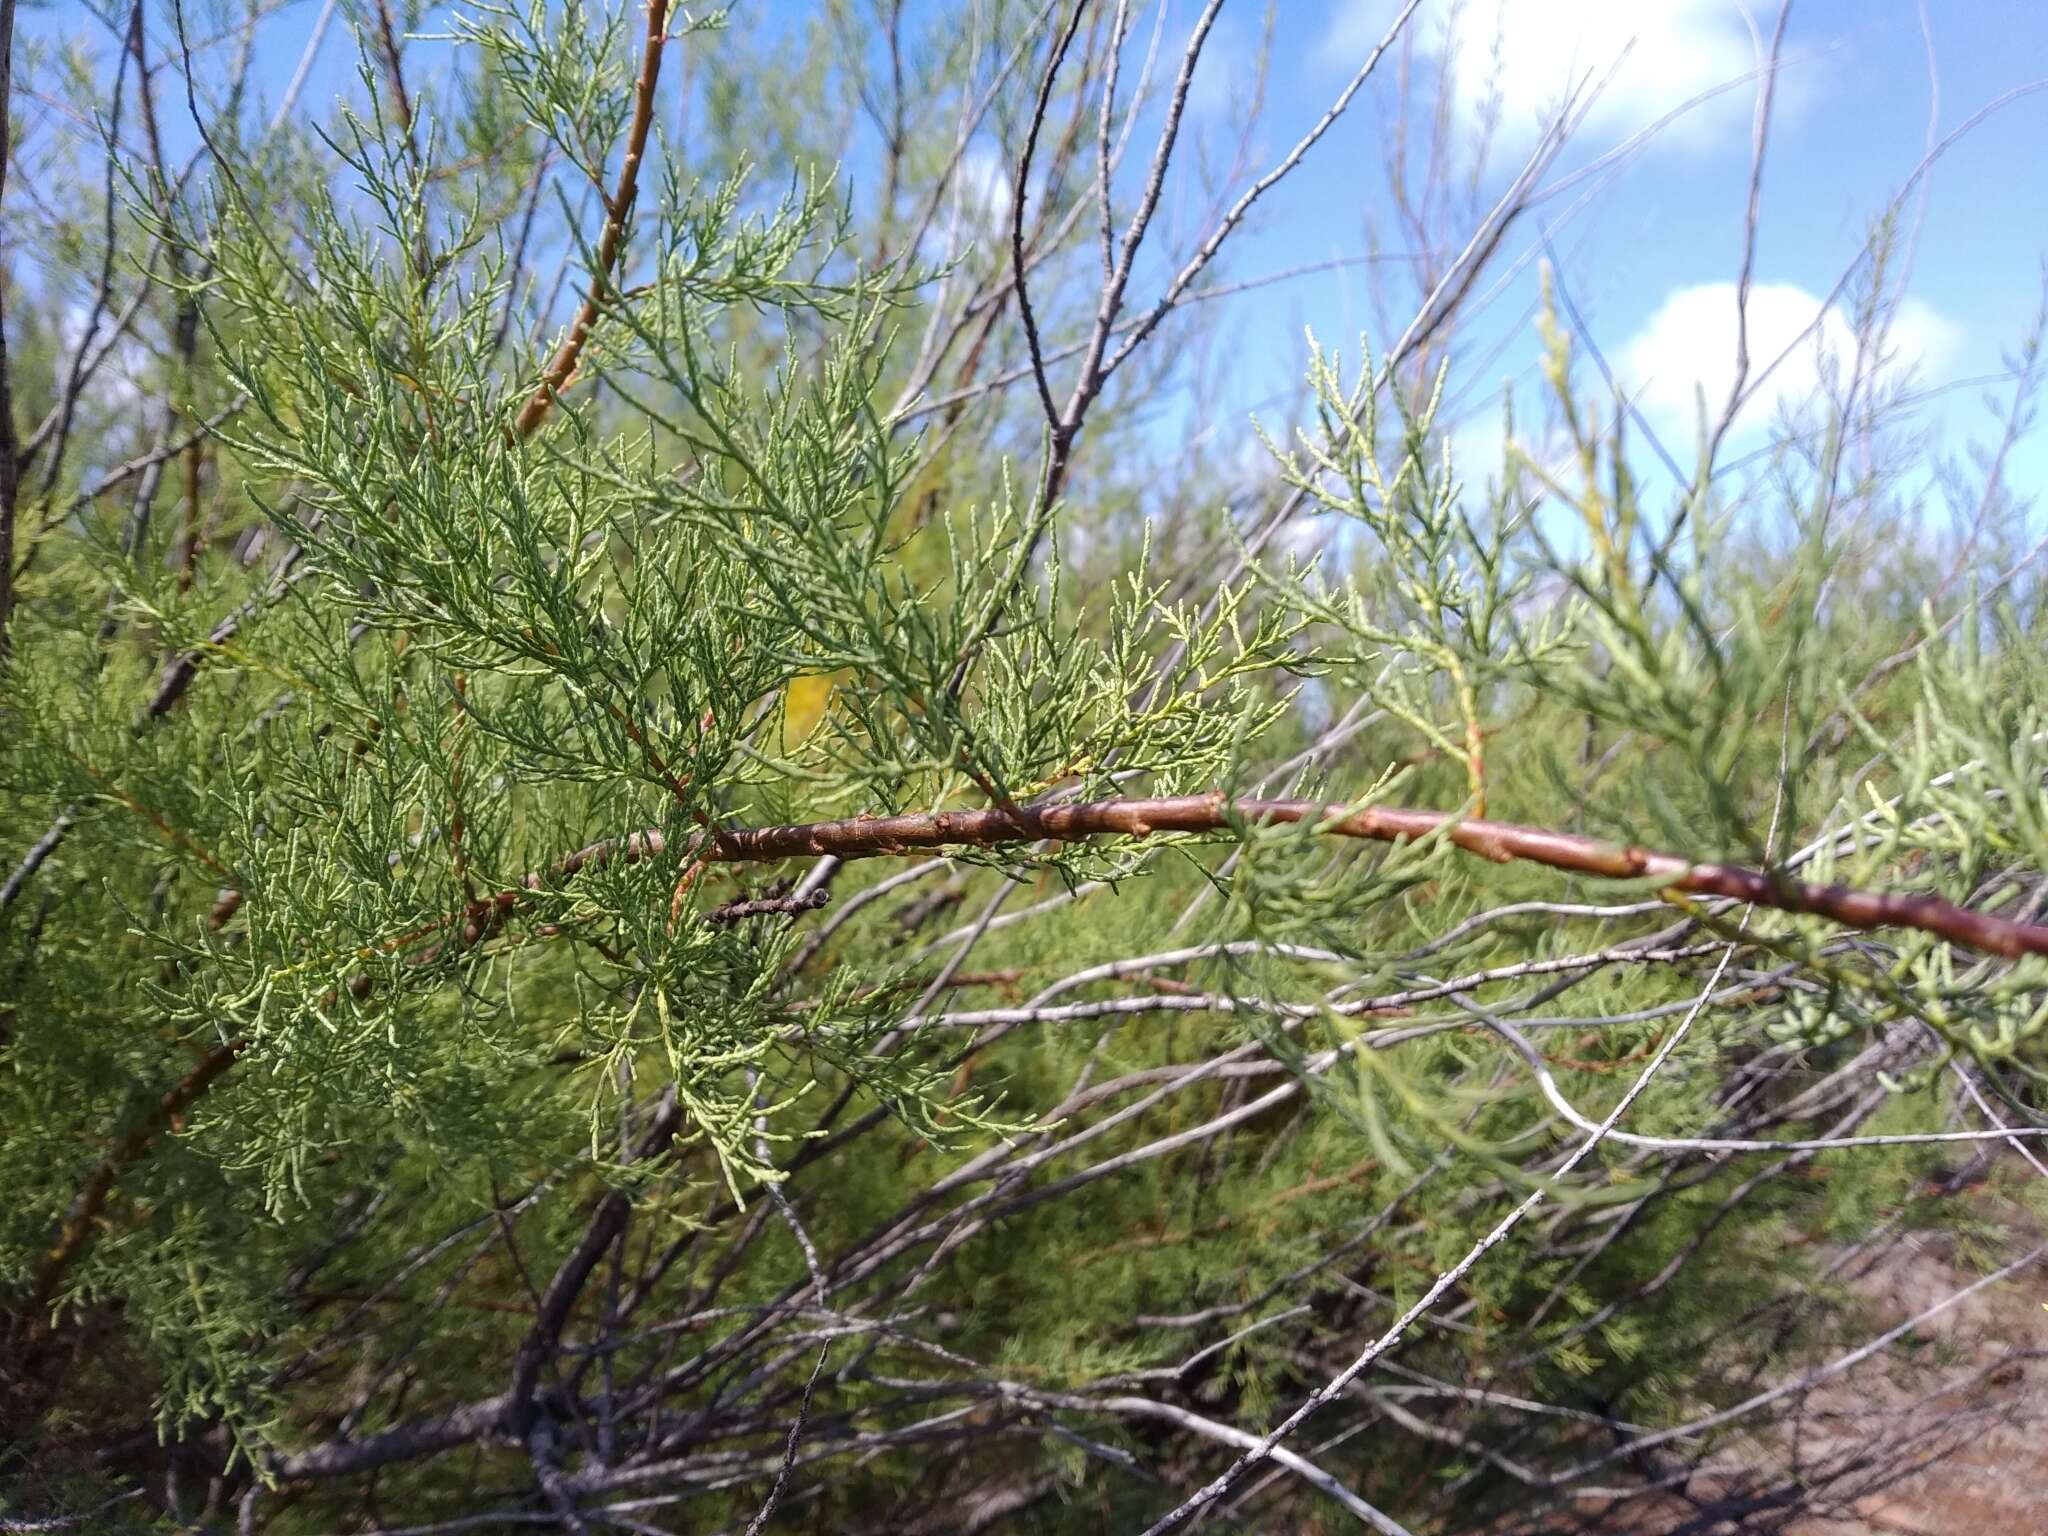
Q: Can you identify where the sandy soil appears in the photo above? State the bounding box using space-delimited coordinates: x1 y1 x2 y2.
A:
1591 1206 2048 1535
1774 1227 2048 1535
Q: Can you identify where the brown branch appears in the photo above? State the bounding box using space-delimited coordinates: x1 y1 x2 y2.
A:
370 0 415 136
24 789 2042 1338
500 794 2048 961
18 857 254 1333
510 0 669 441
22 1038 246 1334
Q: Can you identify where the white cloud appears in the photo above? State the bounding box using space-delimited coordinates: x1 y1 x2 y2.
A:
1615 280 1960 440
920 143 1014 268
1323 0 1771 156
954 143 1015 239
1446 409 1514 494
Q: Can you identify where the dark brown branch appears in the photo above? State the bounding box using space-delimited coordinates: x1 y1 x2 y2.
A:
1009 0 1088 439
705 888 830 925
370 0 415 135
16 828 264 1328
21 1039 246 1333
505 1087 682 1435
511 0 668 440
0 0 22 661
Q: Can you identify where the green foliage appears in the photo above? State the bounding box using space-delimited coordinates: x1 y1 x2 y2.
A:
2 4 2044 1533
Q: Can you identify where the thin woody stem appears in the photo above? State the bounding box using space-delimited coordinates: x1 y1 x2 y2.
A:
17 869 258 1331
22 1039 246 1333
511 0 669 441
432 794 2048 962
26 790 2043 1329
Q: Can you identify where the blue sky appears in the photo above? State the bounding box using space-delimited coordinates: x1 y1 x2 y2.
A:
22 0 2048 521
1166 1 2048 511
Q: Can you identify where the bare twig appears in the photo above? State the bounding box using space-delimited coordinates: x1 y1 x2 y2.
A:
1137 949 1737 1534
1008 0 1089 439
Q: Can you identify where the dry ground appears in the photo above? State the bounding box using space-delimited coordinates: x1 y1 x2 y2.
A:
1584 1192 2048 1534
